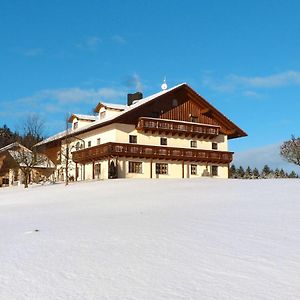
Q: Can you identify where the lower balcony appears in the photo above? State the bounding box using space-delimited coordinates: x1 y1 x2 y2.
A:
72 142 233 164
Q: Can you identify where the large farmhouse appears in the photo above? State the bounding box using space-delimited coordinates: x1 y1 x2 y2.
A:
35 83 247 181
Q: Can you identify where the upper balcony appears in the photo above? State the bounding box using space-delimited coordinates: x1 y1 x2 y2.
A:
72 142 233 164
136 117 220 139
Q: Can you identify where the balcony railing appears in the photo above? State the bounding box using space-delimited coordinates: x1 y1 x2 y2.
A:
72 142 233 164
136 117 220 138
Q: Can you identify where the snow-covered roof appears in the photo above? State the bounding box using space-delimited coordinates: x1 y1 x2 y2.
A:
8 150 55 169
101 102 127 111
0 142 29 153
34 83 188 147
68 114 98 123
72 114 97 121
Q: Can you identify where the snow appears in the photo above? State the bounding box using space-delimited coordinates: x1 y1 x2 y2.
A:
0 179 299 300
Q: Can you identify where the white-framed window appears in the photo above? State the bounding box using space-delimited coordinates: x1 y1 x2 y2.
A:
160 137 167 145
129 135 137 143
191 164 197 175
88 141 92 147
75 142 81 151
100 111 106 119
190 140 197 148
212 142 218 150
128 161 142 173
97 138 101 145
156 163 168 175
212 165 218 176
73 122 78 130
94 163 101 178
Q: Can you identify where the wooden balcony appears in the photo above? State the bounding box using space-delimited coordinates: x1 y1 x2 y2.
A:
136 117 220 139
72 142 233 164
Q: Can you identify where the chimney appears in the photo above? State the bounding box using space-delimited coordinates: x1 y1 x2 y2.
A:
127 92 143 106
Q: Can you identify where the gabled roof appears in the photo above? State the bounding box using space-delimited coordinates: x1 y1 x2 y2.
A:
0 142 29 153
94 102 128 112
68 114 98 123
8 150 55 169
35 83 246 147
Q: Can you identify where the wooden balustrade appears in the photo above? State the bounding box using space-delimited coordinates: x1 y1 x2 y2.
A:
72 142 233 164
136 117 220 138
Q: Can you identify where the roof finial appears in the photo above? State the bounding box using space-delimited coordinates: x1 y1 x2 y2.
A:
161 77 168 91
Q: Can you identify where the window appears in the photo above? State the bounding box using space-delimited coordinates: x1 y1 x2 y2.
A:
151 111 160 118
156 163 168 175
190 116 198 123
212 165 218 176
191 164 197 175
212 142 218 150
97 138 101 145
94 163 101 178
88 141 92 147
160 137 167 145
190 140 197 148
73 122 78 129
128 161 142 173
100 111 106 119
75 142 81 151
172 98 178 107
129 135 137 143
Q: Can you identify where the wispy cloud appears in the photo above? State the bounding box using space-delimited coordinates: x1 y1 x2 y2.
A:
76 36 102 50
16 87 125 107
202 70 300 94
22 48 43 57
0 86 127 134
123 73 143 92
112 34 126 44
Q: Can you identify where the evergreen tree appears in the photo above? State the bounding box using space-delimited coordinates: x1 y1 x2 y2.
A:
245 166 253 179
274 168 280 178
279 169 286 178
253 168 260 179
261 164 271 178
289 171 298 178
229 164 237 178
237 166 245 179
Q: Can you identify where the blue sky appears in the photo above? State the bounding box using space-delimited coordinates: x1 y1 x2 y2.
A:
1 0 300 162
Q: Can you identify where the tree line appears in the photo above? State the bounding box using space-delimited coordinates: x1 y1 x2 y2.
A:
229 164 299 179
0 115 44 149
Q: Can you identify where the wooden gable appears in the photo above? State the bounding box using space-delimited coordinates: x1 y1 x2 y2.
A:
116 84 247 139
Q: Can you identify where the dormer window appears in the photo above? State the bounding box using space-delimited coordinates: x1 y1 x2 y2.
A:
100 111 106 119
73 122 78 129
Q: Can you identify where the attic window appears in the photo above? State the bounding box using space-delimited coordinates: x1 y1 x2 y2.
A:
190 116 198 123
100 111 106 119
172 98 178 107
151 112 160 118
73 122 78 129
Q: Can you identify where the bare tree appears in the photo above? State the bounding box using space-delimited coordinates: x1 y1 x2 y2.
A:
21 114 45 149
59 114 75 186
280 135 300 167
9 147 50 188
11 114 50 188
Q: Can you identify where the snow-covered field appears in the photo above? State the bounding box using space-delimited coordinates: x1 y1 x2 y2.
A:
0 179 299 300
